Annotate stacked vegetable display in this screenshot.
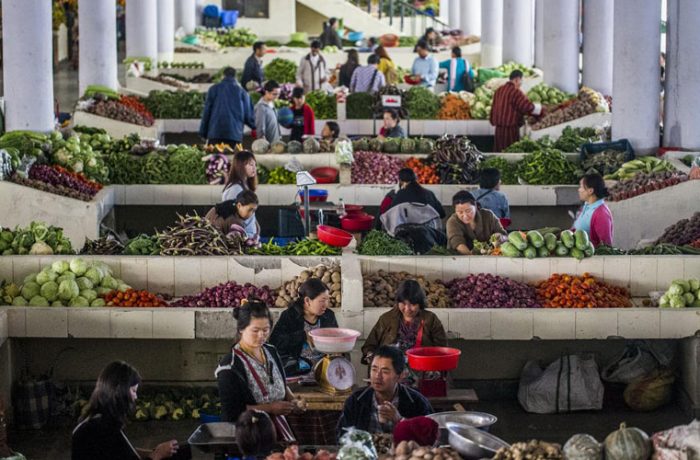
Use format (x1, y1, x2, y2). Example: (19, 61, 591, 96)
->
(363, 270, 451, 309)
(357, 230, 413, 256)
(527, 83, 574, 105)
(197, 27, 258, 47)
(536, 273, 632, 308)
(85, 94, 155, 127)
(247, 239, 341, 256)
(655, 213, 700, 246)
(156, 214, 246, 256)
(305, 90, 337, 120)
(500, 230, 595, 260)
(516, 148, 578, 185)
(11, 164, 103, 201)
(429, 135, 484, 184)
(351, 151, 405, 184)
(6, 258, 129, 307)
(448, 273, 540, 309)
(530, 87, 608, 130)
(140, 90, 205, 119)
(275, 264, 342, 308)
(263, 58, 298, 84)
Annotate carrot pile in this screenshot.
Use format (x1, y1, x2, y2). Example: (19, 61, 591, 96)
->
(104, 289, 168, 307)
(535, 273, 632, 308)
(438, 94, 471, 120)
(405, 157, 440, 184)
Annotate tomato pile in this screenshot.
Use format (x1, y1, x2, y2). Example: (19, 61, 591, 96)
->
(405, 157, 439, 184)
(536, 273, 632, 308)
(104, 289, 167, 307)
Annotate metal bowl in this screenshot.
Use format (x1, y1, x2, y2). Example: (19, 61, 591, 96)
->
(429, 411, 498, 444)
(446, 422, 510, 459)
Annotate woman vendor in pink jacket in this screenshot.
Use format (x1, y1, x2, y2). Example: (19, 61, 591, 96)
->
(572, 173, 614, 247)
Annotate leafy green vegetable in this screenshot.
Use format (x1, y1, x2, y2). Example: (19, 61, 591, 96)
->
(517, 148, 578, 185)
(480, 157, 519, 185)
(141, 90, 205, 119)
(357, 230, 413, 256)
(263, 58, 298, 84)
(305, 90, 337, 119)
(405, 86, 441, 119)
(346, 92, 375, 119)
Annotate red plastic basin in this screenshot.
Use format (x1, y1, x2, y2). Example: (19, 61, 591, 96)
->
(341, 213, 374, 232)
(310, 167, 339, 184)
(317, 225, 353, 247)
(407, 347, 461, 372)
(344, 204, 364, 216)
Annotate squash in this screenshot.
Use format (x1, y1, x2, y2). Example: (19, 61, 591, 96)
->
(303, 137, 320, 153)
(287, 140, 303, 154)
(563, 434, 602, 460)
(270, 140, 287, 154)
(604, 423, 650, 460)
(251, 138, 270, 154)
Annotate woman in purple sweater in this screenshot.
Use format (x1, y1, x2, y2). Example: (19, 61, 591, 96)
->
(572, 173, 614, 247)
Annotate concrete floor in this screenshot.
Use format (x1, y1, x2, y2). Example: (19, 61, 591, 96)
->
(7, 398, 692, 459)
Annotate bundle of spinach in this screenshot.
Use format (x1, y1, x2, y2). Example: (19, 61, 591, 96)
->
(305, 90, 337, 119)
(141, 90, 205, 119)
(405, 86, 440, 119)
(263, 58, 298, 84)
(347, 92, 375, 119)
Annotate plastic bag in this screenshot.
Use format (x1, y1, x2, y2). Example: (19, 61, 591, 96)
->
(285, 158, 303, 173)
(338, 428, 377, 460)
(601, 341, 660, 384)
(652, 419, 700, 460)
(335, 138, 354, 165)
(623, 367, 675, 412)
(517, 354, 604, 414)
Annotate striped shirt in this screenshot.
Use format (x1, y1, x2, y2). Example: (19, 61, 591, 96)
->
(490, 81, 535, 127)
(350, 65, 386, 93)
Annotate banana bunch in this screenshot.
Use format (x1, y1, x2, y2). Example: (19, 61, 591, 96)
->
(605, 156, 676, 181)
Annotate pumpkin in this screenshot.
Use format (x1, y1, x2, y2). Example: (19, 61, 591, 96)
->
(251, 138, 270, 154)
(564, 434, 602, 460)
(270, 140, 287, 154)
(604, 423, 650, 460)
(303, 137, 320, 153)
(287, 140, 303, 154)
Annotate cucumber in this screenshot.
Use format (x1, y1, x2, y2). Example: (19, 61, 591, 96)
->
(571, 248, 585, 260)
(507, 231, 528, 251)
(538, 246, 550, 258)
(561, 230, 575, 249)
(575, 229, 590, 251)
(555, 243, 569, 257)
(500, 242, 522, 258)
(524, 246, 538, 259)
(584, 243, 595, 257)
(527, 230, 544, 248)
(544, 233, 557, 252)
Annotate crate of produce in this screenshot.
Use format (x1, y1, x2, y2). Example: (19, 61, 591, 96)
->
(580, 139, 635, 162)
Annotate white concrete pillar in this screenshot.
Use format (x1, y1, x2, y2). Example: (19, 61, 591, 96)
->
(481, 0, 503, 67)
(612, 0, 661, 154)
(460, 0, 481, 37)
(78, 0, 118, 95)
(158, 0, 175, 62)
(663, 0, 700, 148)
(177, 0, 197, 34)
(2, 0, 54, 131)
(126, 0, 158, 65)
(582, 0, 613, 95)
(542, 0, 579, 94)
(502, 0, 534, 66)
(448, 0, 461, 30)
(534, 0, 545, 69)
(439, 0, 450, 25)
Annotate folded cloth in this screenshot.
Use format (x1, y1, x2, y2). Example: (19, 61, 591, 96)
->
(393, 416, 439, 447)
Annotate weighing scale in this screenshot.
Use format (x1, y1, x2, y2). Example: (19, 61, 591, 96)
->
(407, 347, 462, 398)
(309, 328, 361, 396)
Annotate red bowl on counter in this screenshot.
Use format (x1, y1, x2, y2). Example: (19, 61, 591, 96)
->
(310, 167, 339, 184)
(317, 225, 353, 247)
(344, 204, 364, 216)
(407, 347, 461, 372)
(404, 75, 422, 85)
(341, 213, 374, 232)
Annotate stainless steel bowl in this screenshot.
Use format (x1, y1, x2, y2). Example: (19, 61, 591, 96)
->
(429, 411, 498, 444)
(446, 422, 510, 459)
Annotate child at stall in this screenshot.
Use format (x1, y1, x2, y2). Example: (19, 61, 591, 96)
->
(236, 410, 277, 458)
(321, 121, 340, 141)
(204, 190, 260, 242)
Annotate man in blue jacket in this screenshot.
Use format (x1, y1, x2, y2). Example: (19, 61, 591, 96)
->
(199, 67, 255, 147)
(241, 41, 266, 90)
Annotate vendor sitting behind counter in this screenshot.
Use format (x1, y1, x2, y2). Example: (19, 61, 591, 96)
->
(268, 278, 338, 374)
(447, 190, 506, 255)
(336, 346, 433, 440)
(205, 190, 260, 241)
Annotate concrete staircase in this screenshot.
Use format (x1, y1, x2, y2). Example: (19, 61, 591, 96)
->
(296, 0, 402, 36)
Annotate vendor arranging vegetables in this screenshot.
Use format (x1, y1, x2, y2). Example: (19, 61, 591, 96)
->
(446, 191, 506, 255)
(205, 191, 260, 242)
(572, 173, 614, 247)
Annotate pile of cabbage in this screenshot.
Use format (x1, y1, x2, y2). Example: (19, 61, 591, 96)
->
(9, 258, 130, 307)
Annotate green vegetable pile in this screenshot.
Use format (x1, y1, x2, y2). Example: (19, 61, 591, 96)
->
(266, 167, 296, 184)
(504, 127, 598, 153)
(469, 86, 494, 119)
(517, 148, 578, 185)
(479, 157, 518, 185)
(5, 258, 129, 307)
(0, 222, 73, 256)
(597, 243, 700, 256)
(105, 141, 207, 185)
(346, 92, 375, 119)
(496, 61, 536, 77)
(247, 238, 341, 256)
(198, 28, 258, 47)
(499, 229, 594, 260)
(263, 58, 298, 84)
(357, 230, 413, 256)
(527, 83, 574, 105)
(123, 234, 161, 255)
(405, 86, 441, 119)
(141, 90, 205, 119)
(305, 90, 337, 119)
(398, 36, 418, 47)
(659, 278, 700, 308)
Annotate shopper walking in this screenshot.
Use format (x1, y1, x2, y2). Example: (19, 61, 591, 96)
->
(319, 17, 343, 50)
(375, 46, 398, 85)
(296, 40, 329, 93)
(241, 41, 266, 90)
(490, 70, 542, 152)
(199, 67, 255, 148)
(255, 80, 281, 144)
(338, 49, 360, 88)
(439, 47, 474, 92)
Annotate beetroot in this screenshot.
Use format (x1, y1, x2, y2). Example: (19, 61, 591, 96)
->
(170, 281, 277, 308)
(447, 273, 541, 308)
(351, 151, 405, 184)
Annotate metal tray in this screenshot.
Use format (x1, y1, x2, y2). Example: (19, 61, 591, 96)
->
(187, 422, 238, 454)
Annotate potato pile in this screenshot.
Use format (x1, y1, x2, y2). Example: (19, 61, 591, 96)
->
(363, 270, 451, 309)
(276, 264, 342, 308)
(379, 441, 460, 460)
(493, 440, 563, 460)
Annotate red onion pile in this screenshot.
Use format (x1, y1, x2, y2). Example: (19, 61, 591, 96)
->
(351, 151, 405, 184)
(447, 273, 541, 308)
(12, 164, 102, 201)
(170, 281, 277, 308)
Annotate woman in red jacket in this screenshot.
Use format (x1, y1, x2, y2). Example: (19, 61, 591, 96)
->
(572, 173, 614, 247)
(289, 87, 315, 143)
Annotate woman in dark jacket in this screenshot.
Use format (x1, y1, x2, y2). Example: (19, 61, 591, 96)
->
(268, 279, 338, 370)
(216, 298, 306, 431)
(72, 361, 184, 460)
(362, 280, 447, 363)
(320, 17, 343, 50)
(388, 168, 446, 218)
(338, 49, 360, 88)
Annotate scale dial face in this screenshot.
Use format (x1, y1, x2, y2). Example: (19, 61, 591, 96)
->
(325, 357, 355, 391)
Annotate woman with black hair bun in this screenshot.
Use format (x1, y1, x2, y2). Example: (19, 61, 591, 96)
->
(72, 361, 186, 460)
(236, 410, 277, 458)
(268, 278, 338, 371)
(572, 173, 614, 247)
(216, 298, 306, 442)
